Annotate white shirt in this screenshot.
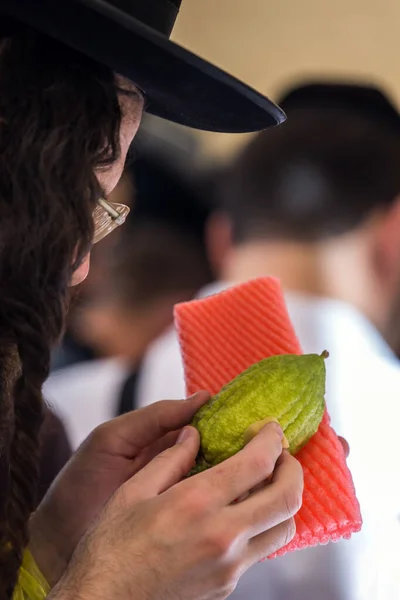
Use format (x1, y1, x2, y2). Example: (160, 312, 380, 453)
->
(137, 282, 400, 600)
(45, 282, 400, 599)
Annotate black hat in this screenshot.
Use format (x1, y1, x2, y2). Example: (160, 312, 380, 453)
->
(277, 81, 400, 132)
(0, 0, 285, 133)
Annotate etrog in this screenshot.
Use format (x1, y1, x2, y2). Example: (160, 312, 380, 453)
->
(191, 352, 327, 473)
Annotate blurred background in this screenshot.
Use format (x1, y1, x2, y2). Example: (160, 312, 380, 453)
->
(41, 3, 400, 599)
(173, 0, 400, 160)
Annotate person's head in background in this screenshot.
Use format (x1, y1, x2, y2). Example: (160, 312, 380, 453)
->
(210, 82, 400, 352)
(72, 136, 215, 364)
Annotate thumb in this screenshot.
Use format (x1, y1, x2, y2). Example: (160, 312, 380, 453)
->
(125, 426, 200, 499)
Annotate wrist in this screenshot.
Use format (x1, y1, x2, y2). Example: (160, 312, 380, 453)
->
(47, 571, 111, 600)
(47, 582, 85, 600)
(47, 581, 84, 600)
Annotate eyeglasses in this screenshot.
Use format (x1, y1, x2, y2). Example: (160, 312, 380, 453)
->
(93, 197, 130, 244)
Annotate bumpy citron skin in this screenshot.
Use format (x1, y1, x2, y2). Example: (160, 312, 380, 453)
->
(190, 353, 327, 474)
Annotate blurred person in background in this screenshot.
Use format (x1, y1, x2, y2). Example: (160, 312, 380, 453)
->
(45, 140, 214, 449)
(137, 82, 400, 600)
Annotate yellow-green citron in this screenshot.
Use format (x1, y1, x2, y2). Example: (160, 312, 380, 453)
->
(190, 352, 327, 474)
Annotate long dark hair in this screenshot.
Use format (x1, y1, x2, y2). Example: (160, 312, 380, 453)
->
(0, 19, 123, 598)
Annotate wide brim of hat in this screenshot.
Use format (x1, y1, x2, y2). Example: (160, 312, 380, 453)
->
(0, 0, 286, 133)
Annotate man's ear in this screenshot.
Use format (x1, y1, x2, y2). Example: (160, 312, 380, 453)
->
(373, 196, 400, 287)
(204, 211, 233, 277)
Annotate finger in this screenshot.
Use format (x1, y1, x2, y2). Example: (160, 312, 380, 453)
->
(193, 422, 285, 506)
(230, 451, 303, 537)
(90, 391, 210, 457)
(132, 430, 181, 471)
(124, 426, 200, 498)
(338, 436, 350, 458)
(246, 517, 297, 565)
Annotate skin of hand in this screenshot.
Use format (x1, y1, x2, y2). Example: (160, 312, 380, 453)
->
(29, 391, 211, 586)
(48, 421, 303, 600)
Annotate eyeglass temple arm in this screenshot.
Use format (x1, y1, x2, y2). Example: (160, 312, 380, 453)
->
(97, 197, 122, 220)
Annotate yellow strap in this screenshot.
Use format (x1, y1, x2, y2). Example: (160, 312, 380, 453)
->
(13, 549, 50, 600)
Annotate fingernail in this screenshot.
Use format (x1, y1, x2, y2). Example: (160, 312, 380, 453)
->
(235, 492, 250, 503)
(176, 426, 192, 444)
(269, 422, 289, 448)
(185, 390, 208, 401)
(268, 421, 284, 438)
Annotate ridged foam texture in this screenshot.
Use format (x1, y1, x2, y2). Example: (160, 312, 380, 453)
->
(174, 277, 362, 557)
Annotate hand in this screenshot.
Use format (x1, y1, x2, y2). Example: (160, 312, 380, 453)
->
(30, 391, 210, 586)
(51, 422, 303, 600)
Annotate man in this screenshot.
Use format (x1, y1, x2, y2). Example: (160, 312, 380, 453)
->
(0, 1, 302, 597)
(137, 82, 400, 599)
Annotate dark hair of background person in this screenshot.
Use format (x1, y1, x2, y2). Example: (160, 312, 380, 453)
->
(108, 144, 215, 307)
(219, 83, 400, 244)
(103, 222, 213, 312)
(0, 18, 125, 598)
